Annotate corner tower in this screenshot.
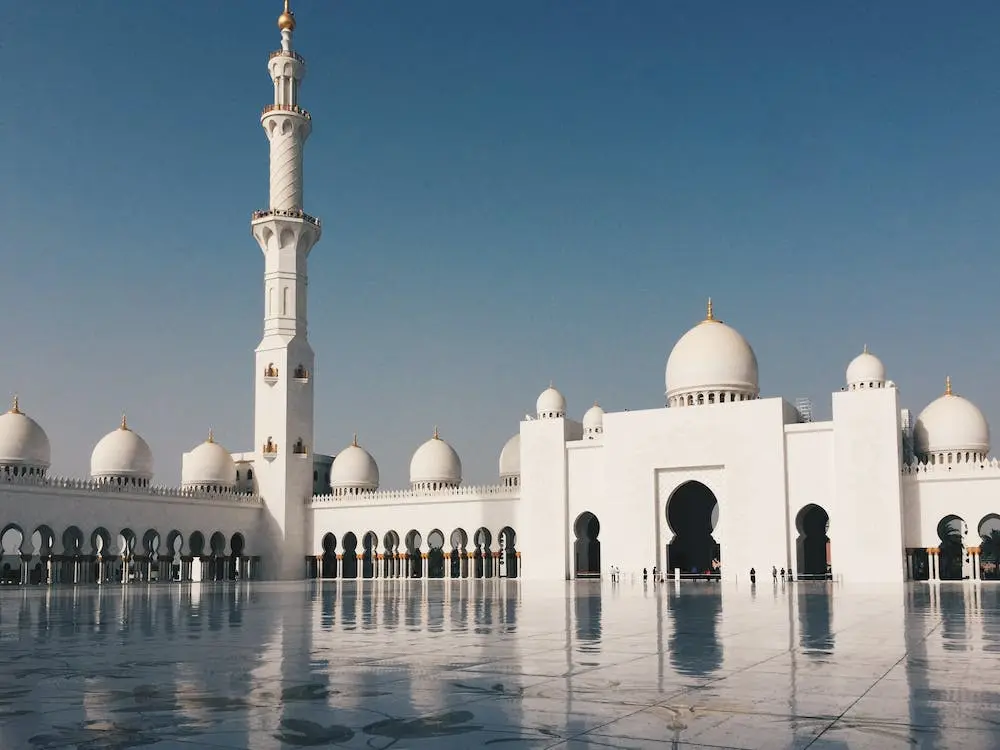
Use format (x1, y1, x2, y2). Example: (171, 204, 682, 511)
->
(250, 1, 320, 579)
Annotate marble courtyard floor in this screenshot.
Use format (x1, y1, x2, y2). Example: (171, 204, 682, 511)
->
(0, 580, 998, 749)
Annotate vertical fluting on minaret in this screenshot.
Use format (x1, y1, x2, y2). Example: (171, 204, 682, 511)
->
(263, 1, 310, 212)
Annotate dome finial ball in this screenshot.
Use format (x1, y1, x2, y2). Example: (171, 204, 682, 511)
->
(278, 0, 296, 31)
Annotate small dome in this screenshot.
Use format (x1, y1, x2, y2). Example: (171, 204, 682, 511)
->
(331, 435, 379, 491)
(499, 433, 520, 478)
(410, 428, 462, 488)
(913, 377, 990, 459)
(182, 430, 236, 489)
(666, 299, 759, 405)
(846, 345, 886, 389)
(583, 402, 605, 438)
(90, 415, 154, 483)
(536, 383, 566, 419)
(0, 397, 51, 471)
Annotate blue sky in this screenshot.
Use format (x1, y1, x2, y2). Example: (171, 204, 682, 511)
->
(3, 1, 1000, 486)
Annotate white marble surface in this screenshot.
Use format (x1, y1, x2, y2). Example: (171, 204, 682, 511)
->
(0, 579, 997, 749)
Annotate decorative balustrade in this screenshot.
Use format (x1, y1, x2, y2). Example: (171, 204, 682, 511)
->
(0, 472, 263, 505)
(251, 208, 321, 228)
(902, 456, 1000, 478)
(310, 483, 519, 506)
(269, 49, 305, 64)
(261, 103, 311, 120)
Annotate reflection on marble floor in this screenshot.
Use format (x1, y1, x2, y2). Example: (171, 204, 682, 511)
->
(0, 581, 999, 749)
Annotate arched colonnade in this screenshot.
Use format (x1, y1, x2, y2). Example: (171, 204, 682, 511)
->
(908, 513, 1000, 581)
(0, 524, 259, 585)
(309, 526, 519, 580)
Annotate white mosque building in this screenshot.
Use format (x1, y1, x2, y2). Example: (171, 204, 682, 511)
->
(1, 4, 998, 587)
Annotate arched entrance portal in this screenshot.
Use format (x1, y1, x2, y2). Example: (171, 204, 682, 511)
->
(796, 504, 831, 579)
(937, 515, 967, 580)
(573, 512, 601, 578)
(666, 481, 720, 576)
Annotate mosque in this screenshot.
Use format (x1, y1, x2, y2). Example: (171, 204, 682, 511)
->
(1, 3, 998, 587)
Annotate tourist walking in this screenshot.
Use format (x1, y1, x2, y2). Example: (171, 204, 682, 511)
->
(749, 567, 757, 584)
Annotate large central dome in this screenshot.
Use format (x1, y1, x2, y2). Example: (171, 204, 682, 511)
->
(665, 299, 759, 406)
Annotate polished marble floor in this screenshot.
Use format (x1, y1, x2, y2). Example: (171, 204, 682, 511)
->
(0, 579, 998, 749)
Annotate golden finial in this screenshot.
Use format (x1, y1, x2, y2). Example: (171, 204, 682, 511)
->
(433, 425, 440, 440)
(207, 428, 215, 443)
(120, 412, 128, 431)
(705, 297, 715, 322)
(278, 0, 296, 31)
(593, 401, 600, 408)
(863, 343, 869, 354)
(352, 432, 358, 447)
(549, 380, 554, 389)
(8, 395, 20, 415)
(945, 376, 952, 396)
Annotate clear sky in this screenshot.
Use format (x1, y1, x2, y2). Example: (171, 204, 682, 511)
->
(3, 1, 999, 487)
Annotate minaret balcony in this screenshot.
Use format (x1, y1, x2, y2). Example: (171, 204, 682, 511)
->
(251, 208, 321, 228)
(293, 365, 310, 382)
(263, 364, 279, 384)
(261, 103, 311, 120)
(269, 49, 305, 64)
(262, 439, 279, 460)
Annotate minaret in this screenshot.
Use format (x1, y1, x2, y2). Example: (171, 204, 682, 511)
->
(250, 0, 320, 580)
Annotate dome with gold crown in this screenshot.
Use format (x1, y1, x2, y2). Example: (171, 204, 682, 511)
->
(0, 397, 51, 476)
(182, 430, 237, 491)
(410, 428, 462, 490)
(913, 377, 990, 462)
(666, 299, 759, 407)
(90, 415, 154, 487)
(331, 435, 380, 495)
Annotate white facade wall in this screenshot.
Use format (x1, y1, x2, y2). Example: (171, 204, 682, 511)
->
(902, 464, 1000, 548)
(784, 422, 836, 574)
(831, 387, 906, 583)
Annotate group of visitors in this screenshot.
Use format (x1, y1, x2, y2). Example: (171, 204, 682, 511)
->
(749, 565, 788, 584)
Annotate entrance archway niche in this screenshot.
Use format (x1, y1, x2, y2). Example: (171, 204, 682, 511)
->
(361, 531, 377, 579)
(937, 515, 966, 580)
(795, 504, 831, 579)
(979, 515, 1000, 580)
(405, 530, 423, 578)
(665, 481, 719, 576)
(341, 532, 358, 579)
(321, 533, 337, 578)
(427, 529, 446, 578)
(573, 512, 601, 578)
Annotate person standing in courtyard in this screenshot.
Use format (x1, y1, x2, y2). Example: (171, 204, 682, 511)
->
(749, 567, 756, 584)
(772, 566, 778, 583)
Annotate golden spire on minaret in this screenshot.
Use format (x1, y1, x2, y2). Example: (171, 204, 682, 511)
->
(433, 425, 440, 440)
(8, 395, 21, 415)
(705, 297, 716, 322)
(278, 0, 296, 31)
(207, 428, 215, 444)
(120, 412, 129, 431)
(352, 432, 359, 447)
(945, 376, 952, 396)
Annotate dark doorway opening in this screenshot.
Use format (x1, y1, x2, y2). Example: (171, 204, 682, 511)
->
(573, 512, 601, 578)
(666, 481, 720, 576)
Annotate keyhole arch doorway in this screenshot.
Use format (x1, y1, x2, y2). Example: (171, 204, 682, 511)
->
(573, 511, 601, 579)
(665, 480, 720, 576)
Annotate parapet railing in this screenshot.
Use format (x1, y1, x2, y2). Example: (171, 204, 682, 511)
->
(310, 483, 519, 505)
(269, 49, 305, 64)
(251, 208, 321, 227)
(261, 103, 311, 120)
(902, 457, 1000, 477)
(0, 473, 263, 505)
